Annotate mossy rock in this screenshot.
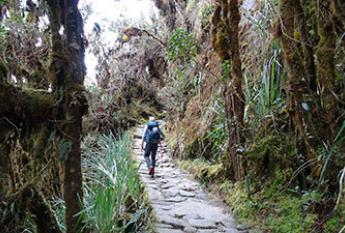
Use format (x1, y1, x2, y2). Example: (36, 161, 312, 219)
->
(245, 130, 296, 176)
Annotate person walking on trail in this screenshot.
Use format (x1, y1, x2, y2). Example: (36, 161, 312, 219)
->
(141, 117, 164, 177)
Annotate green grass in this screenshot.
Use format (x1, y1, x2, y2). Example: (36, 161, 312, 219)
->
(80, 133, 152, 233)
(53, 132, 153, 233)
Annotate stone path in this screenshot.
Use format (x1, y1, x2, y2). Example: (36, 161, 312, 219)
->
(133, 126, 244, 233)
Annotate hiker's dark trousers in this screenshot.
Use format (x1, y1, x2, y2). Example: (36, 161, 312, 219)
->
(144, 143, 158, 168)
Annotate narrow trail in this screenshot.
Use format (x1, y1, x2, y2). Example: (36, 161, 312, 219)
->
(133, 125, 244, 233)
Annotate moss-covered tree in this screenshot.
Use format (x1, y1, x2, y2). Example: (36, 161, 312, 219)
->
(46, 0, 88, 232)
(211, 0, 244, 181)
(0, 0, 88, 232)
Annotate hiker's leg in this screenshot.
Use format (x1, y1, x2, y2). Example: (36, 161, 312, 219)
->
(144, 143, 152, 168)
(151, 144, 158, 168)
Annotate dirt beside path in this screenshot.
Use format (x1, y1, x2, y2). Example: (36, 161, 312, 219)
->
(133, 126, 246, 233)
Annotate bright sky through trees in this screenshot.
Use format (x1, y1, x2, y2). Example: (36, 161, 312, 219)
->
(79, 0, 157, 85)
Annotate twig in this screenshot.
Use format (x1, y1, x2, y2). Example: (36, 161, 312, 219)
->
(141, 30, 166, 47)
(279, 158, 318, 193)
(339, 225, 345, 233)
(335, 167, 345, 210)
(2, 117, 20, 132)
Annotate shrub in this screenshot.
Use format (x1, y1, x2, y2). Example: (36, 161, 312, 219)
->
(168, 28, 197, 62)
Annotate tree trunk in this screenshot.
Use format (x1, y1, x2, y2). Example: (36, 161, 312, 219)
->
(212, 0, 244, 181)
(62, 2, 87, 233)
(280, 0, 322, 177)
(294, 0, 317, 92)
(316, 0, 337, 140)
(46, 0, 88, 232)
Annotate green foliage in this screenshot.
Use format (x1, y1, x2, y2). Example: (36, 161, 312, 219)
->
(51, 198, 66, 232)
(244, 49, 285, 120)
(318, 120, 345, 187)
(178, 159, 225, 185)
(77, 133, 151, 233)
(51, 133, 152, 233)
(245, 130, 296, 178)
(168, 28, 197, 62)
(225, 173, 321, 232)
(178, 157, 330, 233)
(264, 196, 317, 233)
(84, 85, 159, 134)
(324, 205, 345, 233)
(198, 4, 215, 30)
(202, 98, 227, 161)
(221, 60, 231, 81)
(0, 25, 7, 49)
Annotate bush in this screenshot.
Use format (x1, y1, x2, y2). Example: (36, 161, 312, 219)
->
(168, 28, 197, 62)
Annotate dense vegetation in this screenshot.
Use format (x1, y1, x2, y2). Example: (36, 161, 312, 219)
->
(0, 0, 344, 232)
(158, 0, 345, 232)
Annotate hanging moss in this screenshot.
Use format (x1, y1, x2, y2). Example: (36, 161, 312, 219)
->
(23, 88, 55, 121)
(0, 84, 55, 124)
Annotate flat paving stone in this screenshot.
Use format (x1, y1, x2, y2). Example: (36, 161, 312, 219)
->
(156, 229, 184, 233)
(133, 125, 240, 233)
(178, 190, 196, 198)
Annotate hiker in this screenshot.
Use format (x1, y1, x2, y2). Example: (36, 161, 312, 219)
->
(141, 117, 164, 177)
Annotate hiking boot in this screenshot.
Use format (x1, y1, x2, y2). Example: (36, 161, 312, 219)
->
(148, 167, 154, 176)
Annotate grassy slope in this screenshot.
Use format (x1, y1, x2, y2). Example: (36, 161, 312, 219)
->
(177, 159, 345, 233)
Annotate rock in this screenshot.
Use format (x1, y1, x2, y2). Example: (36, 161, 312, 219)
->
(178, 182, 198, 192)
(161, 183, 175, 189)
(184, 226, 198, 233)
(225, 229, 240, 233)
(188, 218, 218, 229)
(166, 196, 187, 203)
(147, 188, 163, 200)
(156, 229, 184, 233)
(161, 205, 174, 210)
(236, 224, 251, 231)
(198, 230, 224, 233)
(178, 190, 196, 198)
(160, 179, 169, 184)
(159, 215, 189, 229)
(160, 157, 169, 163)
(156, 223, 173, 229)
(163, 189, 178, 198)
(173, 213, 185, 219)
(133, 126, 240, 233)
(151, 200, 173, 206)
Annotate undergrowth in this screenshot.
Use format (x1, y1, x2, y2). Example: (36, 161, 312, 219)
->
(177, 159, 345, 233)
(54, 132, 153, 233)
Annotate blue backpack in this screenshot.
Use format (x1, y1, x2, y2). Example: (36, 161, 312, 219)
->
(145, 122, 161, 143)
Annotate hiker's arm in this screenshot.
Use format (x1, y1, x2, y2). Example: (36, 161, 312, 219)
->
(141, 126, 147, 150)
